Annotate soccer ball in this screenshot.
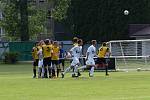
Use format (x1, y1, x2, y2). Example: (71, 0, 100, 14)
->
(124, 10, 129, 15)
(66, 52, 71, 58)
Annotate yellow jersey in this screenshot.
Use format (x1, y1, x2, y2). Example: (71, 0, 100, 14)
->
(32, 46, 41, 59)
(42, 44, 53, 58)
(98, 46, 109, 58)
(52, 46, 60, 60)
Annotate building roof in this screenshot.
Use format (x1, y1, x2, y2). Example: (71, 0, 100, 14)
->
(131, 27, 150, 37)
(129, 24, 150, 37)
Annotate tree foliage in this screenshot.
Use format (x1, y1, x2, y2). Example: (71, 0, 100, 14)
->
(53, 0, 150, 42)
(28, 5, 47, 40)
(0, 0, 47, 41)
(0, 0, 20, 40)
(52, 0, 71, 21)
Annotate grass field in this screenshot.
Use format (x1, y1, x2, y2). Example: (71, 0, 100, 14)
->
(0, 63, 150, 100)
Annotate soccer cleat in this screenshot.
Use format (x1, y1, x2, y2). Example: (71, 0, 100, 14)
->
(72, 74, 76, 77)
(89, 73, 93, 77)
(61, 73, 64, 78)
(49, 75, 52, 78)
(77, 72, 81, 77)
(106, 74, 109, 76)
(72, 74, 79, 78)
(33, 76, 36, 78)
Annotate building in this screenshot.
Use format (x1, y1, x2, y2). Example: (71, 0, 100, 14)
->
(129, 24, 150, 39)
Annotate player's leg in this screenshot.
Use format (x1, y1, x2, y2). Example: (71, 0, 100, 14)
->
(61, 66, 72, 78)
(105, 58, 109, 76)
(71, 58, 80, 77)
(51, 60, 56, 78)
(88, 59, 95, 77)
(61, 61, 75, 78)
(33, 59, 38, 78)
(89, 65, 95, 77)
(38, 59, 43, 78)
(48, 57, 52, 78)
(43, 58, 48, 78)
(56, 60, 61, 77)
(61, 59, 65, 71)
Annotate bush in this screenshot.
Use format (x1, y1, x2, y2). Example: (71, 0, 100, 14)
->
(3, 52, 19, 64)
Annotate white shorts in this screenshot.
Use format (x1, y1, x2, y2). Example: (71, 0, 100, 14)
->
(38, 59, 43, 68)
(71, 57, 79, 66)
(86, 59, 95, 65)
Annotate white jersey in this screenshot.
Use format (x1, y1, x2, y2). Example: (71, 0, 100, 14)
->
(37, 49, 43, 60)
(70, 45, 81, 59)
(79, 46, 82, 57)
(87, 45, 96, 60)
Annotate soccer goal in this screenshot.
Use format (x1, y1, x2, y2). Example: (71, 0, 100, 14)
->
(109, 39, 150, 71)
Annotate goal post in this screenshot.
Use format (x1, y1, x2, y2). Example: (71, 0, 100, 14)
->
(108, 39, 150, 71)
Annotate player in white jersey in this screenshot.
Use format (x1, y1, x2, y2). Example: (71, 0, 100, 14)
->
(37, 40, 45, 78)
(78, 40, 97, 77)
(61, 39, 83, 78)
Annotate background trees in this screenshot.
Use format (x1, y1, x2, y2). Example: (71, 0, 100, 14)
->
(53, 0, 150, 42)
(0, 0, 47, 41)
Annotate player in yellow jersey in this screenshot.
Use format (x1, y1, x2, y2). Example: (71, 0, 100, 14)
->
(51, 41, 60, 78)
(42, 39, 53, 78)
(97, 42, 110, 76)
(32, 42, 40, 78)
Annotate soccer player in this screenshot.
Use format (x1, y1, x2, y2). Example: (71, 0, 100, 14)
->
(59, 45, 65, 71)
(32, 42, 40, 78)
(61, 39, 83, 78)
(42, 39, 53, 78)
(97, 42, 110, 76)
(51, 41, 60, 78)
(37, 40, 45, 78)
(78, 40, 97, 77)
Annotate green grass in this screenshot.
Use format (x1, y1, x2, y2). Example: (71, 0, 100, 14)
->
(0, 63, 150, 100)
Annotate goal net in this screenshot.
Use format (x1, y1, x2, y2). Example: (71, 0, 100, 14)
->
(109, 39, 150, 71)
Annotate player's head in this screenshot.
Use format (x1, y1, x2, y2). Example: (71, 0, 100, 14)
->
(78, 39, 83, 46)
(39, 40, 45, 46)
(73, 37, 78, 44)
(35, 41, 39, 46)
(50, 40, 54, 45)
(53, 41, 59, 47)
(44, 39, 50, 45)
(91, 40, 97, 46)
(102, 42, 107, 46)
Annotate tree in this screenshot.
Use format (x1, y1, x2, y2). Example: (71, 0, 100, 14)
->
(0, 0, 47, 41)
(53, 0, 150, 42)
(20, 0, 29, 41)
(0, 0, 20, 41)
(28, 5, 47, 40)
(52, 0, 71, 21)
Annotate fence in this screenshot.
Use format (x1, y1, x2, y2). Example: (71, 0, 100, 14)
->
(0, 41, 102, 61)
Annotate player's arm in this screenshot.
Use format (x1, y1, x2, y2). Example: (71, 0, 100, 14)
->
(32, 47, 35, 60)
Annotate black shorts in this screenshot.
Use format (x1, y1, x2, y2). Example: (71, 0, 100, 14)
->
(43, 57, 51, 67)
(96, 58, 107, 64)
(59, 59, 64, 65)
(52, 60, 59, 65)
(33, 59, 39, 66)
